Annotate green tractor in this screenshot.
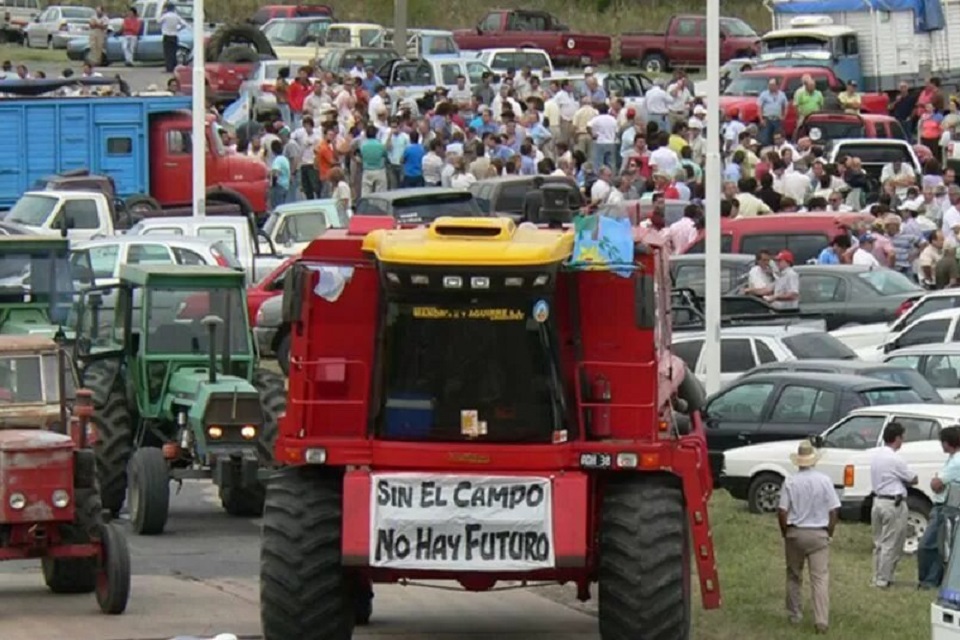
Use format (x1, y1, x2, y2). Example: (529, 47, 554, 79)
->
(0, 236, 94, 337)
(73, 264, 286, 535)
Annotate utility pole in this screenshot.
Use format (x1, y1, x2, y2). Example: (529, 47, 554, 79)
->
(703, 0, 722, 393)
(394, 0, 407, 58)
(191, 0, 206, 217)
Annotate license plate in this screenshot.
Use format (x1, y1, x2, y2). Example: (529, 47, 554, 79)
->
(579, 452, 613, 469)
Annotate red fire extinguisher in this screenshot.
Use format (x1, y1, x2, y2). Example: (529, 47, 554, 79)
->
(592, 374, 612, 438)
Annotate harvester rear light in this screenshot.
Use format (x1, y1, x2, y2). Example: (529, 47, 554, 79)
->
(208, 425, 224, 439)
(241, 425, 257, 440)
(9, 493, 25, 510)
(533, 275, 549, 286)
(51, 490, 70, 509)
(616, 453, 638, 468)
(470, 276, 490, 289)
(304, 448, 327, 464)
(505, 277, 523, 287)
(844, 465, 855, 487)
(443, 276, 462, 289)
(410, 274, 429, 285)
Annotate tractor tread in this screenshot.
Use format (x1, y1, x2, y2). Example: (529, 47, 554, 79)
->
(599, 475, 689, 640)
(254, 368, 286, 465)
(260, 467, 353, 640)
(85, 364, 133, 515)
(128, 447, 170, 535)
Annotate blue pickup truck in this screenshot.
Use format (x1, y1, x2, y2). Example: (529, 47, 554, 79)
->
(0, 93, 270, 213)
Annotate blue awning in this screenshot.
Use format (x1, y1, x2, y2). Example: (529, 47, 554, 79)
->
(771, 0, 944, 31)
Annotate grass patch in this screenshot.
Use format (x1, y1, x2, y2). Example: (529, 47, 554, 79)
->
(0, 43, 72, 65)
(692, 492, 930, 640)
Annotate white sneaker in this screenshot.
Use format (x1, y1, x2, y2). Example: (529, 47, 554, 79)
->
(873, 579, 890, 588)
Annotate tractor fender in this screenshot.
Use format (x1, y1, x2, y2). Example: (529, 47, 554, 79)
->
(206, 186, 254, 217)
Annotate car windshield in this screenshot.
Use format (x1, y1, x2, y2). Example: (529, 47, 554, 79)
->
(821, 414, 886, 449)
(263, 20, 305, 45)
(860, 387, 923, 405)
(857, 269, 921, 295)
(866, 368, 941, 401)
(6, 194, 58, 227)
(782, 332, 858, 359)
(0, 355, 45, 404)
(63, 7, 95, 18)
(723, 75, 773, 96)
(387, 194, 484, 223)
(148, 287, 249, 356)
(377, 299, 565, 443)
(721, 18, 757, 37)
(281, 212, 331, 243)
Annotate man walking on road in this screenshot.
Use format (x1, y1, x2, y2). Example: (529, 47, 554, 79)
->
(778, 440, 840, 635)
(159, 3, 187, 73)
(869, 421, 918, 588)
(918, 426, 960, 589)
(87, 6, 109, 67)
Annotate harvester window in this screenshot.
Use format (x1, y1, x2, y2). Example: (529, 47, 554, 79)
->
(146, 288, 249, 357)
(377, 300, 565, 442)
(0, 356, 43, 403)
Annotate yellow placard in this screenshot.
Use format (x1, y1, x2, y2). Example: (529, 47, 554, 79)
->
(412, 307, 524, 321)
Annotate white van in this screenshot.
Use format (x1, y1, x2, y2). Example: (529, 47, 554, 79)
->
(1, 0, 41, 28)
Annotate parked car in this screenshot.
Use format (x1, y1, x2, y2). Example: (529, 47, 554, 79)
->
(722, 403, 959, 553)
(66, 21, 198, 66)
(672, 325, 858, 389)
(619, 14, 759, 73)
(669, 253, 754, 297)
(261, 16, 331, 66)
(859, 307, 960, 361)
(377, 56, 493, 105)
(681, 212, 875, 264)
(0, 0, 40, 29)
(740, 359, 942, 403)
(24, 5, 94, 49)
(831, 288, 960, 353)
(471, 47, 553, 76)
(793, 112, 908, 143)
(253, 294, 288, 375)
(885, 343, 960, 404)
(353, 188, 485, 223)
(316, 46, 396, 74)
(324, 22, 385, 48)
(249, 4, 334, 27)
(247, 255, 295, 322)
(469, 175, 581, 220)
(246, 59, 300, 118)
(75, 235, 241, 283)
(704, 372, 921, 481)
(261, 199, 342, 255)
(794, 265, 923, 331)
(825, 138, 922, 184)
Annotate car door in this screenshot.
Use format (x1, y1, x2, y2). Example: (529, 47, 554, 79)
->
(759, 383, 839, 442)
(703, 380, 777, 476)
(798, 273, 847, 328)
(919, 353, 960, 403)
(816, 412, 891, 486)
(885, 317, 953, 354)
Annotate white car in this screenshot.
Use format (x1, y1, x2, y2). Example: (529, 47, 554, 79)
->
(722, 403, 960, 553)
(472, 47, 554, 77)
(246, 59, 300, 119)
(831, 289, 960, 356)
(23, 5, 94, 49)
(853, 307, 960, 362)
(885, 343, 960, 404)
(672, 324, 858, 389)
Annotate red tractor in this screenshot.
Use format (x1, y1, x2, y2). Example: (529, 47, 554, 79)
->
(260, 214, 720, 639)
(0, 335, 130, 614)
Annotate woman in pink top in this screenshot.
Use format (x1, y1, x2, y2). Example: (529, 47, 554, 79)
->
(121, 7, 142, 66)
(919, 102, 945, 159)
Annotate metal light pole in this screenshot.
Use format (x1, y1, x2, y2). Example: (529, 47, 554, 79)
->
(703, 0, 722, 393)
(394, 0, 407, 58)
(192, 0, 206, 217)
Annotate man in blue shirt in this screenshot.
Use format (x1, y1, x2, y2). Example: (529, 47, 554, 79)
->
(268, 139, 290, 210)
(361, 66, 384, 95)
(919, 426, 960, 589)
(468, 107, 499, 136)
(400, 130, 426, 188)
(384, 117, 409, 190)
(817, 234, 851, 265)
(756, 78, 788, 147)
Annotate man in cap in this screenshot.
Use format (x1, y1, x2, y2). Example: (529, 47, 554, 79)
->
(766, 250, 800, 310)
(852, 233, 881, 267)
(778, 440, 840, 634)
(869, 421, 918, 588)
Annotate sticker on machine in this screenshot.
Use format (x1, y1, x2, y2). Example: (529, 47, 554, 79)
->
(369, 474, 555, 571)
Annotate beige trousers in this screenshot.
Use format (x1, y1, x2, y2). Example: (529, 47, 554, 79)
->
(785, 527, 831, 628)
(872, 499, 908, 584)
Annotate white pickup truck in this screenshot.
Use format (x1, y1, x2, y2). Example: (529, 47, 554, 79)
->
(4, 190, 115, 240)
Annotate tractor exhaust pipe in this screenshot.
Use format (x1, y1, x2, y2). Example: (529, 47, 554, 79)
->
(201, 315, 224, 384)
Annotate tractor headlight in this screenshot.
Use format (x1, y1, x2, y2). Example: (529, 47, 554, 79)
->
(241, 425, 257, 440)
(9, 493, 26, 510)
(52, 490, 70, 509)
(208, 425, 223, 439)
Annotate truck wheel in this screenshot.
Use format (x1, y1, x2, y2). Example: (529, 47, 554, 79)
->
(42, 488, 103, 593)
(219, 45, 260, 64)
(599, 474, 690, 640)
(275, 332, 291, 377)
(220, 484, 266, 517)
(254, 368, 286, 465)
(95, 522, 131, 615)
(85, 364, 133, 517)
(207, 188, 255, 217)
(124, 193, 161, 214)
(746, 473, 783, 514)
(640, 53, 668, 75)
(127, 447, 170, 535)
(176, 45, 191, 65)
(261, 467, 353, 640)
(354, 579, 374, 625)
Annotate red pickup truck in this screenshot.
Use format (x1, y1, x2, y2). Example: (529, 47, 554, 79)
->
(719, 67, 888, 138)
(175, 24, 277, 105)
(620, 15, 760, 74)
(453, 10, 611, 66)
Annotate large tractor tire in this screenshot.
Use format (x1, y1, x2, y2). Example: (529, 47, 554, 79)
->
(599, 475, 690, 640)
(85, 364, 133, 517)
(42, 488, 103, 594)
(254, 368, 286, 466)
(205, 24, 275, 62)
(127, 447, 170, 535)
(261, 467, 354, 640)
(95, 522, 132, 614)
(220, 484, 265, 517)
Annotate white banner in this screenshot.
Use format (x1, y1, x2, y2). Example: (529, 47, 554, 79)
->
(369, 474, 555, 571)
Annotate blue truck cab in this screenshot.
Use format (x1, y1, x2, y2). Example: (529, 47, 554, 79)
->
(0, 95, 270, 213)
(758, 19, 862, 88)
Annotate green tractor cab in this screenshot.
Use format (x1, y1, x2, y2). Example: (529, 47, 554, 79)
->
(0, 236, 94, 338)
(73, 264, 286, 535)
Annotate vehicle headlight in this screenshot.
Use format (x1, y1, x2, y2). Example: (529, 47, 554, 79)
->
(208, 425, 223, 439)
(241, 425, 257, 440)
(52, 490, 70, 508)
(9, 493, 26, 510)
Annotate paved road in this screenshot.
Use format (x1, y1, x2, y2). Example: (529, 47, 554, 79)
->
(0, 480, 600, 640)
(9, 57, 187, 92)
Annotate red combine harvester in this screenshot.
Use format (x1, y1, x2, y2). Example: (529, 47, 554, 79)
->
(260, 214, 720, 639)
(0, 335, 130, 613)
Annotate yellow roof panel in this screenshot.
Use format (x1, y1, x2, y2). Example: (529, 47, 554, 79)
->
(362, 217, 574, 267)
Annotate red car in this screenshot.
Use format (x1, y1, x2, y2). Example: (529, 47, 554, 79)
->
(719, 67, 888, 137)
(620, 14, 760, 74)
(247, 256, 296, 322)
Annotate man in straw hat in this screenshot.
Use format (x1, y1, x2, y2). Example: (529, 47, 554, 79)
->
(869, 421, 917, 589)
(778, 440, 840, 634)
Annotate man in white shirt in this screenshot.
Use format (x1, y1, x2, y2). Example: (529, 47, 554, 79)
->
(667, 206, 700, 255)
(941, 185, 960, 244)
(869, 422, 918, 589)
(588, 103, 618, 173)
(367, 84, 388, 122)
(88, 6, 109, 67)
(649, 140, 680, 181)
(553, 80, 578, 146)
(291, 117, 321, 200)
(590, 165, 613, 205)
(448, 75, 471, 109)
(159, 4, 187, 72)
(880, 159, 917, 200)
(666, 76, 692, 125)
(744, 249, 776, 296)
(644, 80, 671, 134)
(780, 167, 812, 206)
(852, 234, 881, 267)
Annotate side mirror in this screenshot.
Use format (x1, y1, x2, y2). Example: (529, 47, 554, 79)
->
(810, 434, 825, 449)
(476, 25, 483, 35)
(883, 340, 898, 354)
